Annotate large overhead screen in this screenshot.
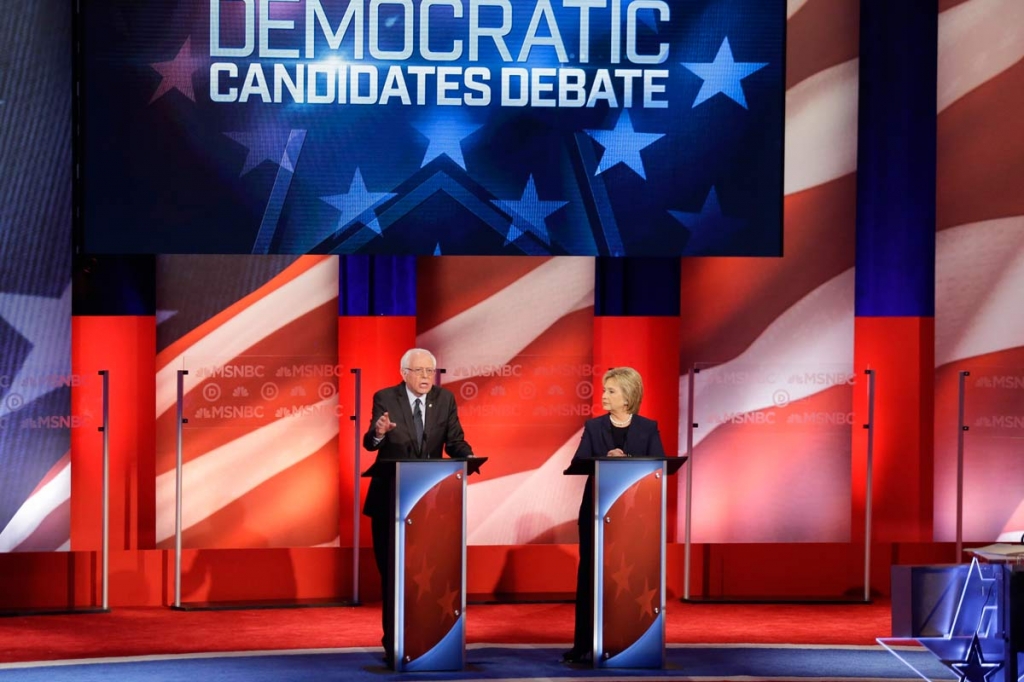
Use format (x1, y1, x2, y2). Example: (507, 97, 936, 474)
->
(81, 0, 784, 256)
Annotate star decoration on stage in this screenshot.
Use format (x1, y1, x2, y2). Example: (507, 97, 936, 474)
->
(226, 127, 304, 177)
(414, 118, 483, 170)
(610, 554, 634, 598)
(585, 110, 664, 180)
(412, 555, 435, 601)
(0, 283, 71, 419)
(149, 37, 206, 103)
(943, 634, 1002, 682)
(437, 582, 459, 624)
(635, 578, 657, 620)
(669, 187, 743, 255)
(681, 37, 767, 109)
(495, 175, 567, 246)
(321, 168, 397, 235)
(911, 559, 1005, 680)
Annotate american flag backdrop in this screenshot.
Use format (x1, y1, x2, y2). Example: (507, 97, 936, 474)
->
(675, 0, 860, 543)
(932, 0, 1024, 542)
(0, 0, 74, 553)
(417, 257, 596, 545)
(154, 255, 341, 549)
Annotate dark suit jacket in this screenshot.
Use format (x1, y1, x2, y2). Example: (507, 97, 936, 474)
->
(571, 413, 666, 524)
(361, 382, 473, 518)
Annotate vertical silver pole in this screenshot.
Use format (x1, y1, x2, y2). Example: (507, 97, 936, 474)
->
(351, 368, 362, 604)
(863, 369, 876, 603)
(592, 460, 601, 663)
(460, 462, 467, 669)
(394, 462, 403, 670)
(98, 370, 110, 610)
(659, 463, 667, 666)
(683, 367, 696, 600)
(175, 370, 187, 608)
(956, 370, 969, 562)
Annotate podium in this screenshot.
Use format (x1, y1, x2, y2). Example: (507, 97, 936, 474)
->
(373, 457, 485, 672)
(883, 555, 1024, 681)
(564, 456, 685, 668)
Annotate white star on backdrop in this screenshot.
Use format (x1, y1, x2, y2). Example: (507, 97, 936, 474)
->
(0, 283, 72, 419)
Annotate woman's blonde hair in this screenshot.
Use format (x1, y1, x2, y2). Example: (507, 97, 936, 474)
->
(603, 367, 643, 415)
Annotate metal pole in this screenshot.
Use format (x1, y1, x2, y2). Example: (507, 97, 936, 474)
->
(863, 369, 876, 603)
(98, 370, 110, 610)
(683, 366, 696, 600)
(174, 370, 187, 608)
(351, 367, 362, 605)
(956, 370, 969, 562)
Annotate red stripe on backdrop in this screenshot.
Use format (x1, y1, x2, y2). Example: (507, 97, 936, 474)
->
(164, 444, 340, 550)
(934, 345, 1024, 541)
(337, 316, 417, 550)
(679, 176, 856, 367)
(13, 499, 70, 552)
(414, 257, 550, 331)
(853, 317, 935, 543)
(72, 316, 157, 551)
(442, 307, 595, 482)
(155, 300, 340, 474)
(786, 0, 861, 89)
(937, 60, 1024, 231)
(594, 317, 680, 536)
(156, 257, 328, 372)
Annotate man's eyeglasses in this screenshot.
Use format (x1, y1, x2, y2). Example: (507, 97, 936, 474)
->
(404, 367, 437, 376)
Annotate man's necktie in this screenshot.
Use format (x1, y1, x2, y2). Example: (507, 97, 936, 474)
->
(413, 398, 424, 446)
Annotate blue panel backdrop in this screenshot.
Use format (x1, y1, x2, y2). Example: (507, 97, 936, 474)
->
(854, 0, 937, 317)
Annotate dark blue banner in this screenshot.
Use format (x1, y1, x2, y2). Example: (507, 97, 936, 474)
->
(82, 0, 784, 256)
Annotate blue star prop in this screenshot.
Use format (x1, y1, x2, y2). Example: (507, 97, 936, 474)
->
(669, 187, 743, 255)
(496, 175, 567, 246)
(945, 634, 1002, 682)
(226, 127, 304, 177)
(682, 37, 767, 109)
(585, 110, 664, 180)
(321, 168, 397, 235)
(0, 283, 71, 419)
(414, 118, 483, 170)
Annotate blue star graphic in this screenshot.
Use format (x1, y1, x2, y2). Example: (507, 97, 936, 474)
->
(496, 175, 567, 246)
(0, 283, 71, 419)
(682, 37, 767, 109)
(585, 110, 664, 180)
(945, 634, 1002, 682)
(226, 127, 304, 177)
(414, 118, 483, 170)
(669, 187, 743, 255)
(321, 168, 397, 235)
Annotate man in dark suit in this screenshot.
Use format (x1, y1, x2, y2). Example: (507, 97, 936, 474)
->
(362, 348, 474, 665)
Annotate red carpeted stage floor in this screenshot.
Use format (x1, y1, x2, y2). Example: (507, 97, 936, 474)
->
(0, 601, 891, 664)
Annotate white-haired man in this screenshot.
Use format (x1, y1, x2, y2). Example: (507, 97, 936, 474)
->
(362, 348, 474, 665)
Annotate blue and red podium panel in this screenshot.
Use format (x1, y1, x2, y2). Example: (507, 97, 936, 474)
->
(393, 460, 466, 672)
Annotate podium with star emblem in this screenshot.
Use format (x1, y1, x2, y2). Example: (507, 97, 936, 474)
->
(388, 457, 485, 672)
(565, 456, 686, 668)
